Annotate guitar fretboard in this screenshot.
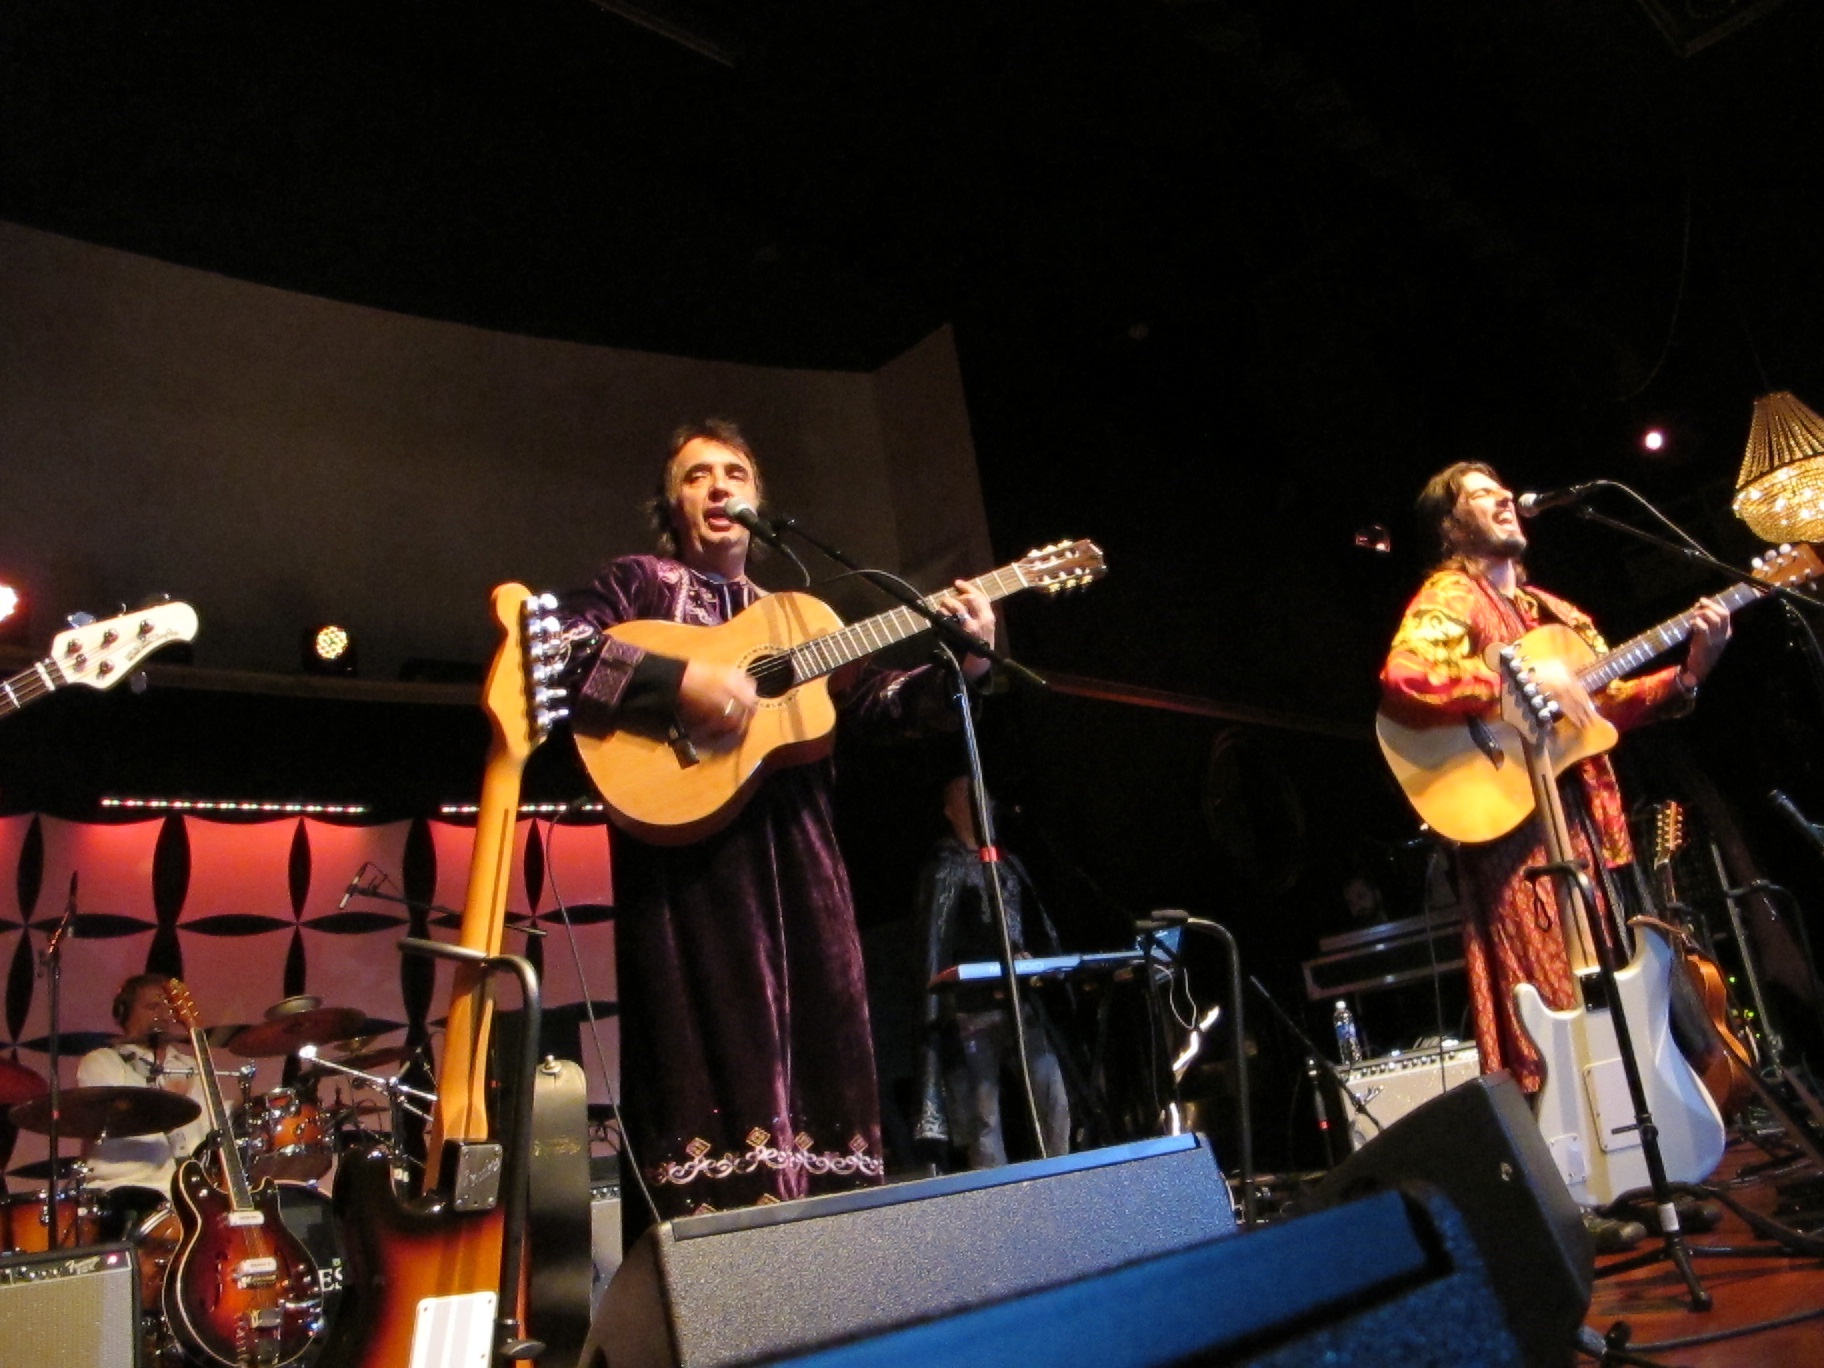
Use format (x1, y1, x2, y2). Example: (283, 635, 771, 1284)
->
(0, 659, 62, 716)
(1576, 578, 1765, 694)
(784, 563, 1029, 683)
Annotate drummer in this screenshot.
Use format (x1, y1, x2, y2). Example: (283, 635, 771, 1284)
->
(75, 973, 212, 1233)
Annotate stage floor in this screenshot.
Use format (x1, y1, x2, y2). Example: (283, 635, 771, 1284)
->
(1585, 1136, 1824, 1366)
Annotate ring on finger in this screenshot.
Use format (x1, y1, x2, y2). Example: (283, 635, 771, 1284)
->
(722, 698, 737, 719)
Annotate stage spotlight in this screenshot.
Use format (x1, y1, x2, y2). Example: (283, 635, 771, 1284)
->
(0, 581, 28, 645)
(303, 623, 358, 676)
(1642, 427, 1667, 452)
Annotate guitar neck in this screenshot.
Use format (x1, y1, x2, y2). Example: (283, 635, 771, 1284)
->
(786, 564, 1026, 682)
(186, 1025, 257, 1211)
(0, 657, 59, 716)
(1577, 578, 1764, 694)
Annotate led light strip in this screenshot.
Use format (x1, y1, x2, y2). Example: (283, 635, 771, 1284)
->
(101, 797, 371, 816)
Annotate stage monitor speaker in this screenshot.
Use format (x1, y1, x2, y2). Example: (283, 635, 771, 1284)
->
(1307, 1071, 1593, 1368)
(768, 1184, 1523, 1368)
(0, 1241, 141, 1368)
(581, 1132, 1237, 1368)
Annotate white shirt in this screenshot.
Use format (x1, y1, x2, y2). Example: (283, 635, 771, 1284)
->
(74, 1042, 214, 1192)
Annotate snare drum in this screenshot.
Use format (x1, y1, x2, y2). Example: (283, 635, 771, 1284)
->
(0, 1189, 103, 1254)
(244, 1086, 334, 1181)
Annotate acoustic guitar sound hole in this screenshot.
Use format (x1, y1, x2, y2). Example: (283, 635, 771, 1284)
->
(749, 653, 794, 700)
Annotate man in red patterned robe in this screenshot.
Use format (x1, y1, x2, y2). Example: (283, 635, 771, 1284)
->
(1380, 463, 1731, 1097)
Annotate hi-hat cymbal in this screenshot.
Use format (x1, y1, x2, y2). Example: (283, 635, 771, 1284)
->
(9, 1085, 202, 1140)
(7, 1156, 88, 1182)
(0, 1058, 48, 1107)
(225, 1007, 368, 1058)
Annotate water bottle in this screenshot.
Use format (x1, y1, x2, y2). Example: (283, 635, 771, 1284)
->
(1333, 999, 1364, 1066)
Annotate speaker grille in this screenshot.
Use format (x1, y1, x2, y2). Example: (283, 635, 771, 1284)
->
(0, 1243, 141, 1368)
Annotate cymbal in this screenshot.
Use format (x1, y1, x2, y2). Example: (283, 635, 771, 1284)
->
(225, 1007, 368, 1057)
(9, 1085, 202, 1140)
(7, 1156, 87, 1182)
(0, 1059, 48, 1107)
(332, 1045, 414, 1073)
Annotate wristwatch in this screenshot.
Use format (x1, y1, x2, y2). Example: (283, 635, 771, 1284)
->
(1674, 668, 1700, 704)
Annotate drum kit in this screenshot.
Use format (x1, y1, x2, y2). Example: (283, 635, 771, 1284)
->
(2, 997, 431, 1363)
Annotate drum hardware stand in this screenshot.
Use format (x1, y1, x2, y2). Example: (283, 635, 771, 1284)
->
(295, 1043, 436, 1172)
(37, 874, 79, 1252)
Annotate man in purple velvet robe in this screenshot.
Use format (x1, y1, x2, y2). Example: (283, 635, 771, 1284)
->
(558, 419, 997, 1228)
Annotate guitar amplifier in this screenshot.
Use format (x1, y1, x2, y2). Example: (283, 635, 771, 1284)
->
(0, 1242, 141, 1368)
(1337, 1044, 1480, 1151)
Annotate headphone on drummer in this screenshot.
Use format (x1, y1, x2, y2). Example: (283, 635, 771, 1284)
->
(112, 971, 174, 1028)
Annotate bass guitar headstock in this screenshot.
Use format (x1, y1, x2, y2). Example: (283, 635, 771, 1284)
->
(48, 600, 198, 691)
(1014, 539, 1107, 595)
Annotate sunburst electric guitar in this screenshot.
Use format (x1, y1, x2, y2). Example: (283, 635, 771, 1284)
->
(573, 539, 1106, 844)
(1, 600, 197, 717)
(1377, 545, 1822, 843)
(1496, 646, 1726, 1208)
(161, 978, 324, 1368)
(324, 586, 567, 1368)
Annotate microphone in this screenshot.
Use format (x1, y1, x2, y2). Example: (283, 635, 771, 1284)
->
(1771, 790, 1824, 854)
(720, 497, 786, 548)
(1516, 483, 1600, 517)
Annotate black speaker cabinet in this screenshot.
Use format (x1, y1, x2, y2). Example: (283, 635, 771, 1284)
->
(768, 1184, 1523, 1368)
(0, 1241, 141, 1368)
(582, 1133, 1237, 1368)
(1308, 1071, 1593, 1368)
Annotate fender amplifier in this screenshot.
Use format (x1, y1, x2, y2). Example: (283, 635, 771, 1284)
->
(0, 1241, 140, 1368)
(1338, 1043, 1480, 1151)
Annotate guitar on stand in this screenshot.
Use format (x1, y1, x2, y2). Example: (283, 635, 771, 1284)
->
(1496, 643, 1719, 1304)
(324, 586, 568, 1368)
(160, 978, 325, 1368)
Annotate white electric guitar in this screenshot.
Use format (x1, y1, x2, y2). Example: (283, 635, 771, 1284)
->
(1496, 643, 1725, 1208)
(0, 601, 198, 717)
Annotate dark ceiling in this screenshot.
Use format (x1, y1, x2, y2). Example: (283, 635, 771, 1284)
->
(5, 0, 1823, 718)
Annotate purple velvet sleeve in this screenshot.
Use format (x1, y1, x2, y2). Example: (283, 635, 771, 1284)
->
(557, 556, 681, 733)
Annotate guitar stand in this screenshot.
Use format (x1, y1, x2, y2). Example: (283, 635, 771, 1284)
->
(1531, 854, 1713, 1312)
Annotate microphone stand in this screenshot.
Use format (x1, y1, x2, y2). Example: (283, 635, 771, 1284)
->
(39, 873, 78, 1251)
(765, 511, 1052, 1156)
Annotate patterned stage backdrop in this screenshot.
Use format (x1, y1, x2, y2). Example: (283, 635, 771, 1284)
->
(0, 812, 616, 1187)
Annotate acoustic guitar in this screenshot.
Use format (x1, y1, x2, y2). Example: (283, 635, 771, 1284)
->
(324, 585, 567, 1368)
(160, 978, 324, 1368)
(573, 539, 1106, 844)
(1643, 802, 1758, 1121)
(1377, 545, 1822, 843)
(1, 600, 197, 717)
(1496, 646, 1726, 1208)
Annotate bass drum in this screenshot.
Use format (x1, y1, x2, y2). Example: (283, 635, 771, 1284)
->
(134, 1182, 346, 1365)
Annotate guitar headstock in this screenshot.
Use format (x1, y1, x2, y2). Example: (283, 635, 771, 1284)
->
(1015, 539, 1107, 595)
(1752, 543, 1824, 592)
(482, 584, 570, 757)
(49, 601, 198, 691)
(1653, 801, 1685, 871)
(1494, 643, 1559, 741)
(161, 978, 202, 1031)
